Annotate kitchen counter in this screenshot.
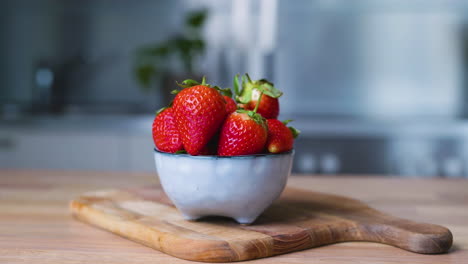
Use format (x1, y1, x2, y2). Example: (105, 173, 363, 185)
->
(1, 170, 467, 263)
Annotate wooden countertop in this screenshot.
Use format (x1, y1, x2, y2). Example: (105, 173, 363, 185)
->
(1, 170, 467, 263)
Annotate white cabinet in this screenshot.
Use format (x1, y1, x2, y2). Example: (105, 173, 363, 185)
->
(0, 128, 154, 172)
(128, 134, 155, 172)
(0, 131, 123, 171)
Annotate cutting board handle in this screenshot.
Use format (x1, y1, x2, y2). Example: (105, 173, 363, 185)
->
(357, 212, 453, 254)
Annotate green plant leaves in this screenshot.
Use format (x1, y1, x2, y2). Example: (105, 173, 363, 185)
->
(133, 9, 208, 93)
(186, 9, 208, 28)
(135, 64, 157, 89)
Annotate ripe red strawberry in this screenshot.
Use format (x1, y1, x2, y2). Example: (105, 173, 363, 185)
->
(266, 119, 300, 153)
(234, 74, 282, 119)
(173, 78, 227, 155)
(152, 107, 184, 153)
(224, 95, 237, 114)
(245, 93, 279, 119)
(218, 110, 268, 156)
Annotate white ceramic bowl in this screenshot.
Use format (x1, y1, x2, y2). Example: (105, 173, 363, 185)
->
(154, 149, 294, 224)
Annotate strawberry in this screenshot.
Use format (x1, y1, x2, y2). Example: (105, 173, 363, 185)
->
(224, 95, 237, 114)
(172, 78, 227, 155)
(218, 110, 268, 156)
(152, 107, 184, 153)
(266, 119, 300, 153)
(198, 134, 219, 155)
(234, 74, 282, 119)
(214, 85, 237, 114)
(244, 94, 279, 119)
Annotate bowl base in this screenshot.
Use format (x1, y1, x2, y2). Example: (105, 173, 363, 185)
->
(181, 213, 258, 225)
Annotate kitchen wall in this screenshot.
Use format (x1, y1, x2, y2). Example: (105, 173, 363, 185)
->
(0, 0, 184, 110)
(3, 0, 467, 117)
(2, 0, 468, 176)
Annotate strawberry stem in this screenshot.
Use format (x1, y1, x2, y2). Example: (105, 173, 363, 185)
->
(253, 91, 264, 113)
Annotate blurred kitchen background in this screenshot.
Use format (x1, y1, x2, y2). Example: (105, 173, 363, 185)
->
(2, 0, 468, 177)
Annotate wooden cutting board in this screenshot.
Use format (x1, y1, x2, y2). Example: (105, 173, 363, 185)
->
(70, 186, 452, 262)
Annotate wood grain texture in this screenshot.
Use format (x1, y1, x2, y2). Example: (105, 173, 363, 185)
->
(1, 170, 467, 264)
(70, 185, 452, 262)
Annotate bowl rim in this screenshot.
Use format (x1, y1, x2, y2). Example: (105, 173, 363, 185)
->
(154, 148, 294, 159)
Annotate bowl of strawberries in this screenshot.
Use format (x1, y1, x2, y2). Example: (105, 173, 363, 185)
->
(152, 74, 299, 224)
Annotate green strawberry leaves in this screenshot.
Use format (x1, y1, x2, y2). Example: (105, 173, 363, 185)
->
(258, 80, 283, 98)
(176, 76, 233, 98)
(216, 87, 233, 98)
(282, 119, 293, 125)
(289, 126, 300, 139)
(235, 73, 283, 104)
(233, 74, 240, 96)
(155, 106, 169, 116)
(236, 75, 253, 104)
(236, 109, 268, 131)
(281, 119, 300, 139)
(176, 78, 200, 89)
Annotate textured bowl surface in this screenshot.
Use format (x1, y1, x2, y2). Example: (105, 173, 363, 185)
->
(154, 149, 294, 224)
